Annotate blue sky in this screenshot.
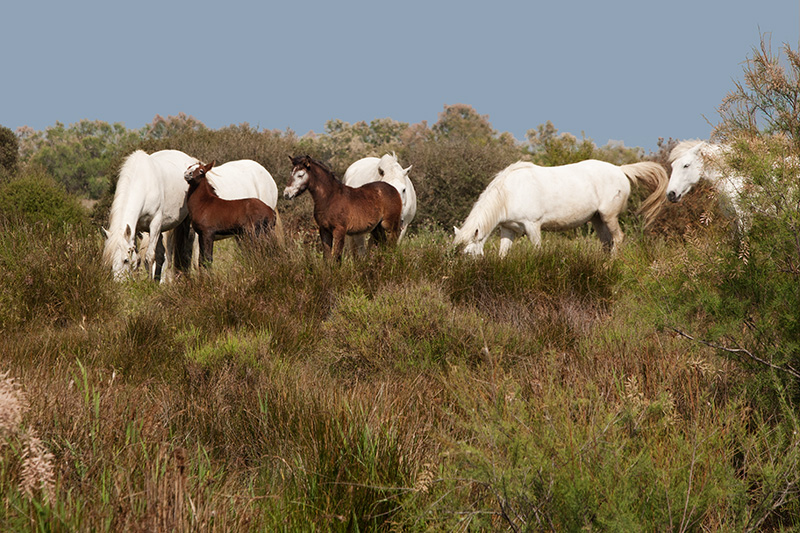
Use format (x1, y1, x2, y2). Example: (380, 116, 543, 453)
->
(2, 1, 797, 152)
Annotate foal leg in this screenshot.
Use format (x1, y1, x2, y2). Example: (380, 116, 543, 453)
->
(319, 228, 334, 260)
(198, 231, 215, 268)
(331, 229, 348, 262)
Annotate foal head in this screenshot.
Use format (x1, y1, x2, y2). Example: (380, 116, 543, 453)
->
(284, 155, 332, 199)
(184, 160, 216, 185)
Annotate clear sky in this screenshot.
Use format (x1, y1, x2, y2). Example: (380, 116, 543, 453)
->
(2, 1, 797, 152)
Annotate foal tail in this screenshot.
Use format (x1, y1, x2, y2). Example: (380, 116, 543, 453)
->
(620, 162, 668, 228)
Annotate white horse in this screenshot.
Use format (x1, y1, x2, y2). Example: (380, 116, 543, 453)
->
(342, 153, 416, 254)
(453, 159, 668, 256)
(666, 140, 745, 220)
(102, 149, 278, 280)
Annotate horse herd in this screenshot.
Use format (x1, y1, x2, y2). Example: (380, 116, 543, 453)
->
(101, 140, 735, 281)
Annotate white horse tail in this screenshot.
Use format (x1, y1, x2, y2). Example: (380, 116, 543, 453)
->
(454, 162, 529, 246)
(620, 162, 668, 227)
(272, 211, 286, 248)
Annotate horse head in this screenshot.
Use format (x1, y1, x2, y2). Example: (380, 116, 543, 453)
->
(453, 226, 485, 256)
(666, 141, 707, 203)
(103, 224, 139, 280)
(284, 155, 316, 199)
(377, 153, 413, 205)
(184, 160, 215, 184)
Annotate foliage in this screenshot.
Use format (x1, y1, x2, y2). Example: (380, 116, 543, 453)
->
(0, 221, 115, 329)
(309, 117, 409, 170)
(527, 120, 643, 166)
(687, 37, 800, 405)
(0, 166, 88, 229)
(2, 225, 800, 530)
(0, 125, 18, 175)
(143, 112, 207, 140)
(717, 38, 800, 147)
(18, 120, 142, 199)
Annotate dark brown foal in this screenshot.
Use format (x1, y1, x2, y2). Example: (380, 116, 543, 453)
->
(184, 160, 277, 267)
(283, 155, 402, 261)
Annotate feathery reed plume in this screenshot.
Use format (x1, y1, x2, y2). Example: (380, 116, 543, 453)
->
(0, 370, 26, 437)
(1, 369, 56, 500)
(19, 434, 55, 500)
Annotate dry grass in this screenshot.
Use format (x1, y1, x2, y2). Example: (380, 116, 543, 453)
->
(0, 217, 798, 531)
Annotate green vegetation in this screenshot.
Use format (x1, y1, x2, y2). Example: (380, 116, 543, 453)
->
(1, 38, 799, 531)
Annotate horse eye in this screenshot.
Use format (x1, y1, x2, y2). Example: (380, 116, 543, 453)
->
(378, 168, 384, 176)
(684, 163, 690, 169)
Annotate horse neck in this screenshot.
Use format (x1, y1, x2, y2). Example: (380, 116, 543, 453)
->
(306, 165, 342, 201)
(455, 178, 508, 246)
(108, 172, 147, 237)
(187, 176, 218, 204)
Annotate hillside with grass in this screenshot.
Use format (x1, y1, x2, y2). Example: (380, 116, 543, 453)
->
(1, 42, 799, 531)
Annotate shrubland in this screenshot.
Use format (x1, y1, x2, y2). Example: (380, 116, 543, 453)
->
(1, 40, 800, 530)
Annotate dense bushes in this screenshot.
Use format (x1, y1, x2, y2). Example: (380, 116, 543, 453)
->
(0, 166, 88, 229)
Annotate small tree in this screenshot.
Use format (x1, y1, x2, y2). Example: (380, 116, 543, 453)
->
(696, 36, 800, 406)
(0, 125, 18, 175)
(432, 104, 496, 144)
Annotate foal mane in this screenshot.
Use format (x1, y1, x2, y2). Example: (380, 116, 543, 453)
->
(296, 155, 339, 180)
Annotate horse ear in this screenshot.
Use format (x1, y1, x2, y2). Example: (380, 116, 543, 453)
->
(102, 227, 110, 238)
(124, 224, 132, 240)
(404, 165, 412, 175)
(206, 160, 216, 172)
(453, 226, 460, 236)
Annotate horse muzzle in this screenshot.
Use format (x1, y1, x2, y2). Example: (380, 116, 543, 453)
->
(666, 191, 680, 203)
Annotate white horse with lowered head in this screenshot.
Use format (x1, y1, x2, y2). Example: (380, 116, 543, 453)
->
(453, 159, 668, 256)
(342, 153, 416, 253)
(666, 140, 745, 219)
(102, 149, 278, 281)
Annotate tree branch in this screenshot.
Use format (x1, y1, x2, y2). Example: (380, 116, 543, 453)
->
(667, 327, 800, 380)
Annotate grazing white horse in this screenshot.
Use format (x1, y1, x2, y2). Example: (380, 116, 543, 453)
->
(342, 153, 416, 253)
(103, 150, 278, 281)
(453, 159, 668, 256)
(666, 140, 745, 219)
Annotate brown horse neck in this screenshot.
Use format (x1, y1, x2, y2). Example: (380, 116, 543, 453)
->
(306, 165, 344, 201)
(186, 176, 220, 210)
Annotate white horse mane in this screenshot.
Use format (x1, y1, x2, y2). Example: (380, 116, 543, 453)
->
(454, 162, 533, 245)
(107, 150, 148, 234)
(103, 150, 152, 267)
(668, 139, 705, 164)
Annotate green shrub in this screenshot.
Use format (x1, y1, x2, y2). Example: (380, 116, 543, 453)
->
(0, 125, 18, 174)
(0, 167, 88, 229)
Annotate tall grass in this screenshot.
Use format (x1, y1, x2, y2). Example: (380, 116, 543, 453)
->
(1, 216, 799, 531)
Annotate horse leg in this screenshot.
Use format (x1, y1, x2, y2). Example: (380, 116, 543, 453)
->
(171, 216, 194, 275)
(331, 229, 347, 262)
(319, 228, 334, 259)
(498, 226, 517, 257)
(592, 213, 623, 252)
(381, 217, 400, 247)
(371, 225, 387, 247)
(521, 222, 542, 254)
(153, 233, 166, 283)
(145, 219, 163, 281)
(198, 231, 215, 268)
